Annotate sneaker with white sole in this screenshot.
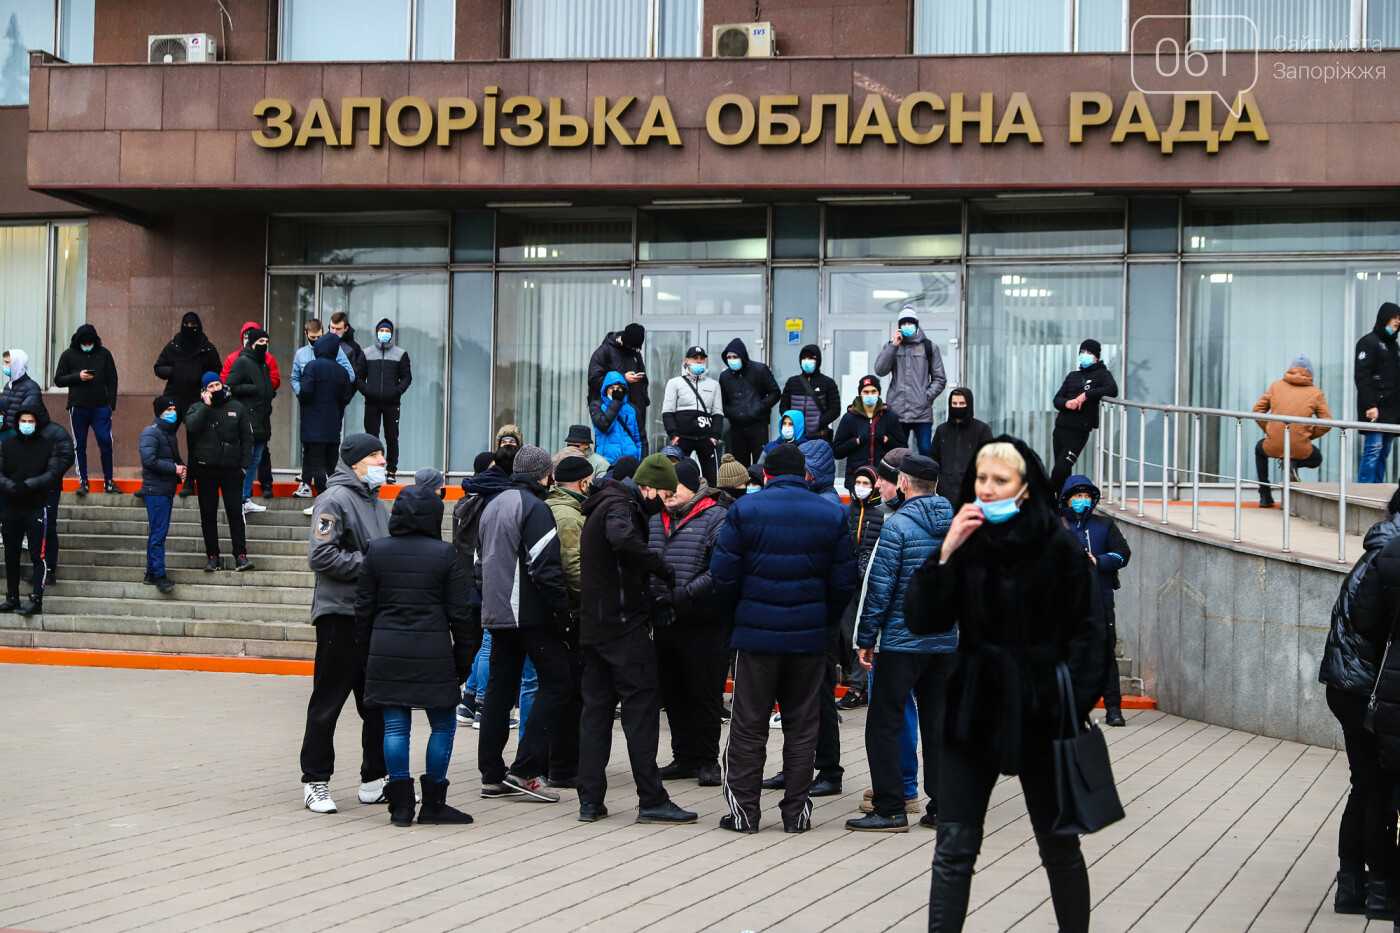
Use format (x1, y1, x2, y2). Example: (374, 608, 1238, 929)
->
(503, 773, 560, 802)
(769, 711, 782, 729)
(294, 482, 314, 498)
(358, 777, 387, 804)
(481, 782, 526, 799)
(242, 498, 267, 514)
(303, 782, 337, 813)
(303, 506, 315, 516)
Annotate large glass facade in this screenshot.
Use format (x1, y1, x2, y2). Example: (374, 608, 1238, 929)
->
(1191, 0, 1384, 50)
(512, 0, 700, 58)
(281, 0, 453, 61)
(0, 222, 87, 387)
(0, 0, 93, 104)
(914, 0, 1125, 54)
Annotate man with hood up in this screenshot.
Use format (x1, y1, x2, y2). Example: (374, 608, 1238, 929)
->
(1253, 354, 1332, 509)
(2, 349, 43, 432)
(588, 325, 649, 444)
(781, 345, 842, 443)
(297, 334, 355, 499)
(800, 439, 842, 509)
(154, 313, 222, 497)
(762, 409, 806, 458)
(0, 405, 67, 615)
(1356, 302, 1400, 484)
(226, 327, 277, 514)
(53, 324, 120, 495)
(834, 375, 907, 492)
(719, 338, 781, 467)
(931, 388, 993, 510)
(1050, 338, 1119, 495)
(1059, 474, 1132, 728)
(220, 321, 283, 389)
(222, 321, 280, 499)
(362, 318, 413, 484)
(874, 307, 947, 456)
(590, 371, 643, 465)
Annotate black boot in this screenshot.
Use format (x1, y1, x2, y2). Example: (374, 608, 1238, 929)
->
(1259, 485, 1275, 509)
(927, 822, 982, 932)
(1038, 831, 1090, 933)
(384, 778, 416, 828)
(1105, 706, 1126, 727)
(1335, 869, 1368, 914)
(16, 596, 42, 618)
(417, 777, 472, 825)
(1367, 878, 1399, 921)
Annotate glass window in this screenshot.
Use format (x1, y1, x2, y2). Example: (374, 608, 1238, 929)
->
(638, 208, 766, 262)
(825, 204, 961, 260)
(1191, 0, 1352, 50)
(639, 271, 763, 317)
(51, 223, 87, 375)
(827, 268, 962, 393)
(1185, 201, 1400, 253)
(281, 0, 452, 61)
(269, 216, 450, 266)
(58, 0, 94, 63)
(914, 0, 1125, 54)
(267, 274, 318, 471)
(496, 209, 632, 263)
(1, 2, 48, 103)
(1125, 263, 1176, 481)
(0, 223, 86, 387)
(769, 268, 819, 396)
(969, 198, 1125, 257)
(1371, 3, 1400, 48)
(451, 211, 494, 263)
(450, 272, 494, 470)
(512, 0, 700, 58)
(1129, 197, 1179, 253)
(773, 205, 819, 260)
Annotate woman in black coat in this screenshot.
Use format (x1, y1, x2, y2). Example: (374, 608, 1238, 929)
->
(356, 485, 479, 828)
(906, 436, 1103, 933)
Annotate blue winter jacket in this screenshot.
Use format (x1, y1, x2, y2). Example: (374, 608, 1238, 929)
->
(856, 494, 958, 653)
(296, 334, 355, 444)
(1058, 474, 1131, 605)
(762, 408, 806, 456)
(711, 473, 858, 654)
(138, 417, 183, 498)
(590, 370, 643, 463)
(800, 439, 843, 509)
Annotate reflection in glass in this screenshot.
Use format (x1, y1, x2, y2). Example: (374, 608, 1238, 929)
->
(1185, 202, 1400, 253)
(969, 198, 1124, 256)
(269, 217, 450, 266)
(267, 275, 318, 471)
(51, 224, 87, 381)
(59, 0, 94, 62)
(638, 209, 766, 262)
(497, 209, 632, 264)
(639, 272, 764, 317)
(282, 0, 411, 60)
(0, 3, 53, 104)
(826, 204, 961, 259)
(1125, 263, 1176, 481)
(450, 272, 494, 470)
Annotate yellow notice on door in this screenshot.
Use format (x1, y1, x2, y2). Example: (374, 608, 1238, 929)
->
(785, 318, 803, 344)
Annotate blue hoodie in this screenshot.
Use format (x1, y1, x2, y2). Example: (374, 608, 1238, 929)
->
(591, 370, 643, 463)
(763, 408, 806, 455)
(800, 439, 843, 509)
(1058, 474, 1131, 604)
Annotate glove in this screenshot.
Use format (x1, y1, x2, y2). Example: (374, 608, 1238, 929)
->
(656, 564, 677, 590)
(23, 477, 41, 492)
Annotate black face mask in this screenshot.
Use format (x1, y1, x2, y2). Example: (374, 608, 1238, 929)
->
(211, 388, 229, 404)
(641, 494, 666, 516)
(951, 407, 970, 422)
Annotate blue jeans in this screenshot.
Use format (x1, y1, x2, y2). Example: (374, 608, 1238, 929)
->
(519, 659, 538, 739)
(242, 442, 267, 499)
(70, 405, 114, 483)
(902, 422, 932, 457)
(382, 706, 457, 782)
(144, 495, 172, 577)
(1360, 432, 1395, 484)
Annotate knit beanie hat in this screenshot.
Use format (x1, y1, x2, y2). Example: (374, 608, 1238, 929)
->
(633, 453, 679, 492)
(244, 327, 269, 346)
(340, 433, 383, 467)
(898, 306, 919, 327)
(1289, 353, 1314, 375)
(201, 371, 221, 388)
(876, 447, 908, 483)
(621, 323, 646, 349)
(1079, 338, 1102, 358)
(858, 374, 881, 394)
(511, 445, 554, 482)
(765, 444, 806, 477)
(153, 394, 178, 416)
(610, 455, 640, 481)
(716, 453, 749, 490)
(414, 467, 445, 493)
(553, 453, 594, 483)
(673, 458, 701, 493)
(473, 451, 495, 474)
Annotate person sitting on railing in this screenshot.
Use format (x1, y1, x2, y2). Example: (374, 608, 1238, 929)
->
(1252, 354, 1332, 509)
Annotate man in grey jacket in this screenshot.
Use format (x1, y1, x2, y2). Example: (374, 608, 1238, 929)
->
(874, 307, 947, 457)
(299, 433, 391, 815)
(662, 346, 723, 487)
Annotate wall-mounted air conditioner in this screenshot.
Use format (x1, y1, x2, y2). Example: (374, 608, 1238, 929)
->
(712, 23, 775, 58)
(148, 33, 217, 63)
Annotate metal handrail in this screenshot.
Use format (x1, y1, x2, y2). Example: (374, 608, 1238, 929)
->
(1095, 398, 1400, 564)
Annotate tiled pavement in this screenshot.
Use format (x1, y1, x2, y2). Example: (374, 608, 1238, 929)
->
(0, 663, 1381, 933)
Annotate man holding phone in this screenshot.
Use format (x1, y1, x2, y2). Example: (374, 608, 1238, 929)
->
(588, 325, 650, 456)
(53, 324, 120, 495)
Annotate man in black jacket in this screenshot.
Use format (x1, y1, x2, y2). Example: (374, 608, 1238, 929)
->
(226, 328, 276, 515)
(362, 318, 413, 484)
(328, 312, 367, 390)
(588, 325, 649, 454)
(1357, 302, 1400, 484)
(53, 323, 119, 495)
(154, 312, 222, 497)
(34, 405, 75, 585)
(0, 406, 64, 616)
(576, 453, 696, 825)
(185, 372, 254, 573)
(930, 388, 994, 510)
(780, 345, 842, 443)
(1049, 339, 1120, 495)
(719, 338, 781, 467)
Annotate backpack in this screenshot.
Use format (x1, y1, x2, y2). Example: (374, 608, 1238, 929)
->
(890, 338, 937, 383)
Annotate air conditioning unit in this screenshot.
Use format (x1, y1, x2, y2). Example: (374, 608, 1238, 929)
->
(147, 33, 217, 63)
(712, 22, 775, 58)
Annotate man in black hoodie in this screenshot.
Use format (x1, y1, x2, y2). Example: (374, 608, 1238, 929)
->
(931, 388, 994, 510)
(53, 323, 119, 495)
(1050, 339, 1119, 495)
(362, 318, 413, 484)
(780, 344, 842, 443)
(588, 325, 650, 454)
(154, 312, 222, 497)
(0, 406, 64, 616)
(1357, 302, 1400, 484)
(34, 405, 75, 584)
(719, 338, 781, 467)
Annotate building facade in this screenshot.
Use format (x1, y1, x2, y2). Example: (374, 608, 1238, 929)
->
(3, 0, 1399, 481)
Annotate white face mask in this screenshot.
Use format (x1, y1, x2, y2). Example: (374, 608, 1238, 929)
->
(853, 486, 873, 500)
(363, 464, 387, 488)
(780, 425, 795, 440)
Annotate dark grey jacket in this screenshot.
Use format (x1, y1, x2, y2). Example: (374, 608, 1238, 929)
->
(308, 459, 390, 622)
(476, 477, 572, 630)
(874, 327, 947, 424)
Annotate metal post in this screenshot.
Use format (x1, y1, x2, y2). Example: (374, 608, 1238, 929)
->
(1137, 406, 1146, 518)
(1105, 403, 1115, 506)
(1161, 407, 1171, 526)
(1119, 403, 1129, 512)
(1233, 417, 1242, 543)
(1282, 424, 1292, 554)
(1191, 413, 1201, 533)
(1339, 428, 1349, 564)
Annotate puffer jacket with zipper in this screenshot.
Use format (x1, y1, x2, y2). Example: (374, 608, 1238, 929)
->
(647, 486, 727, 625)
(855, 493, 957, 654)
(780, 344, 842, 441)
(362, 318, 413, 404)
(1321, 513, 1400, 696)
(718, 338, 780, 427)
(139, 416, 184, 498)
(832, 396, 908, 483)
(580, 477, 670, 646)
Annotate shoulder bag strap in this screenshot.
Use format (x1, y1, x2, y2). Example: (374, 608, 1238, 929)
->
(1368, 595, 1400, 712)
(1056, 662, 1080, 739)
(686, 376, 712, 415)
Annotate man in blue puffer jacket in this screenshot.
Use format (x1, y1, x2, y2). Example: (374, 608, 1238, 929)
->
(800, 439, 843, 509)
(847, 454, 956, 833)
(711, 443, 858, 834)
(590, 370, 643, 464)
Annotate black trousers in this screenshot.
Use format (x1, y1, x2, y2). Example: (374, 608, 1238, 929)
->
(364, 402, 401, 473)
(578, 625, 669, 809)
(43, 488, 59, 574)
(816, 635, 844, 783)
(722, 650, 825, 830)
(299, 614, 386, 784)
(478, 625, 570, 784)
(1327, 687, 1398, 880)
(190, 465, 246, 558)
(549, 629, 585, 783)
(728, 423, 769, 468)
(257, 441, 273, 493)
(677, 436, 719, 487)
(1050, 424, 1092, 496)
(2, 505, 46, 600)
(655, 621, 728, 768)
(302, 441, 340, 495)
(1255, 439, 1323, 485)
(867, 651, 956, 817)
(1101, 603, 1122, 708)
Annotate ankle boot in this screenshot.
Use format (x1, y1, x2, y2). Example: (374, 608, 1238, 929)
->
(927, 822, 983, 932)
(1039, 833, 1091, 933)
(384, 778, 416, 827)
(1368, 878, 1399, 921)
(1335, 869, 1368, 914)
(417, 777, 472, 825)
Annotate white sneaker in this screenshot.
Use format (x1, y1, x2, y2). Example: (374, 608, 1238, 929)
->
(769, 711, 782, 729)
(303, 506, 315, 516)
(293, 482, 314, 498)
(358, 777, 387, 804)
(242, 498, 267, 514)
(303, 782, 337, 813)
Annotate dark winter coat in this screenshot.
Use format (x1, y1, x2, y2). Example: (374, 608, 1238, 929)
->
(154, 312, 222, 416)
(780, 345, 841, 441)
(580, 478, 670, 646)
(1320, 514, 1400, 698)
(1058, 475, 1132, 606)
(930, 388, 994, 508)
(361, 318, 413, 404)
(297, 334, 355, 444)
(1360, 532, 1400, 770)
(139, 417, 183, 498)
(719, 338, 780, 428)
(308, 459, 391, 622)
(905, 435, 1105, 776)
(355, 486, 478, 710)
(184, 394, 253, 471)
(337, 325, 368, 391)
(800, 439, 843, 509)
(848, 491, 886, 578)
(590, 370, 643, 463)
(588, 332, 649, 414)
(452, 466, 511, 581)
(226, 346, 276, 444)
(476, 477, 572, 631)
(856, 494, 957, 654)
(1052, 360, 1119, 433)
(833, 398, 908, 485)
(711, 473, 858, 655)
(647, 488, 727, 626)
(1357, 303, 1400, 425)
(53, 324, 118, 411)
(36, 405, 74, 482)
(1, 349, 43, 433)
(221, 321, 282, 390)
(0, 407, 63, 506)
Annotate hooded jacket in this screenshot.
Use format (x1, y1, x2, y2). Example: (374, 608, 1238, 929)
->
(856, 493, 957, 654)
(139, 414, 184, 498)
(1357, 302, 1400, 425)
(588, 332, 650, 413)
(184, 391, 252, 471)
(296, 334, 355, 444)
(226, 344, 276, 444)
(477, 476, 572, 631)
(220, 322, 281, 390)
(308, 458, 391, 622)
(1253, 367, 1332, 460)
(0, 405, 63, 506)
(780, 345, 842, 442)
(1358, 531, 1400, 770)
(762, 409, 806, 456)
(335, 323, 368, 390)
(905, 436, 1105, 776)
(662, 364, 723, 440)
(1058, 475, 1131, 605)
(1053, 359, 1119, 433)
(579, 477, 671, 645)
(800, 439, 843, 509)
(711, 473, 858, 654)
(718, 338, 781, 428)
(647, 484, 727, 626)
(1320, 514, 1400, 698)
(154, 312, 222, 414)
(452, 466, 511, 581)
(833, 395, 907, 484)
(874, 326, 947, 424)
(1, 350, 43, 432)
(931, 388, 993, 508)
(547, 486, 587, 614)
(355, 485, 478, 710)
(291, 336, 355, 395)
(53, 325, 119, 411)
(590, 370, 643, 463)
(362, 318, 413, 404)
(847, 477, 885, 577)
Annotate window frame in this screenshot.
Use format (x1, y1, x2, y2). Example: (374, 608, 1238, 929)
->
(509, 0, 704, 59)
(912, 0, 1128, 55)
(276, 0, 456, 62)
(1189, 0, 1395, 51)
(0, 219, 87, 390)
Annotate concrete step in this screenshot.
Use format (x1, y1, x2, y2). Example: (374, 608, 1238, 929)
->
(0, 623, 315, 659)
(0, 612, 314, 642)
(58, 518, 318, 541)
(58, 503, 318, 526)
(38, 594, 312, 622)
(35, 578, 311, 605)
(59, 492, 322, 512)
(1290, 482, 1390, 535)
(61, 533, 309, 556)
(60, 548, 312, 574)
(69, 563, 312, 588)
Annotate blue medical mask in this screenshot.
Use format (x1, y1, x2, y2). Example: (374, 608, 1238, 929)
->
(800, 359, 816, 374)
(377, 331, 392, 344)
(862, 394, 879, 407)
(745, 485, 761, 495)
(17, 422, 34, 436)
(81, 344, 94, 353)
(161, 411, 178, 424)
(976, 486, 1027, 524)
(780, 425, 795, 440)
(1078, 353, 1095, 369)
(1389, 325, 1398, 337)
(689, 362, 706, 376)
(363, 464, 387, 488)
(727, 358, 742, 372)
(1069, 497, 1092, 514)
(900, 324, 917, 339)
(3, 366, 10, 378)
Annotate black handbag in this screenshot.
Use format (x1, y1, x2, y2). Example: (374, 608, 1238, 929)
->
(1050, 662, 1125, 836)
